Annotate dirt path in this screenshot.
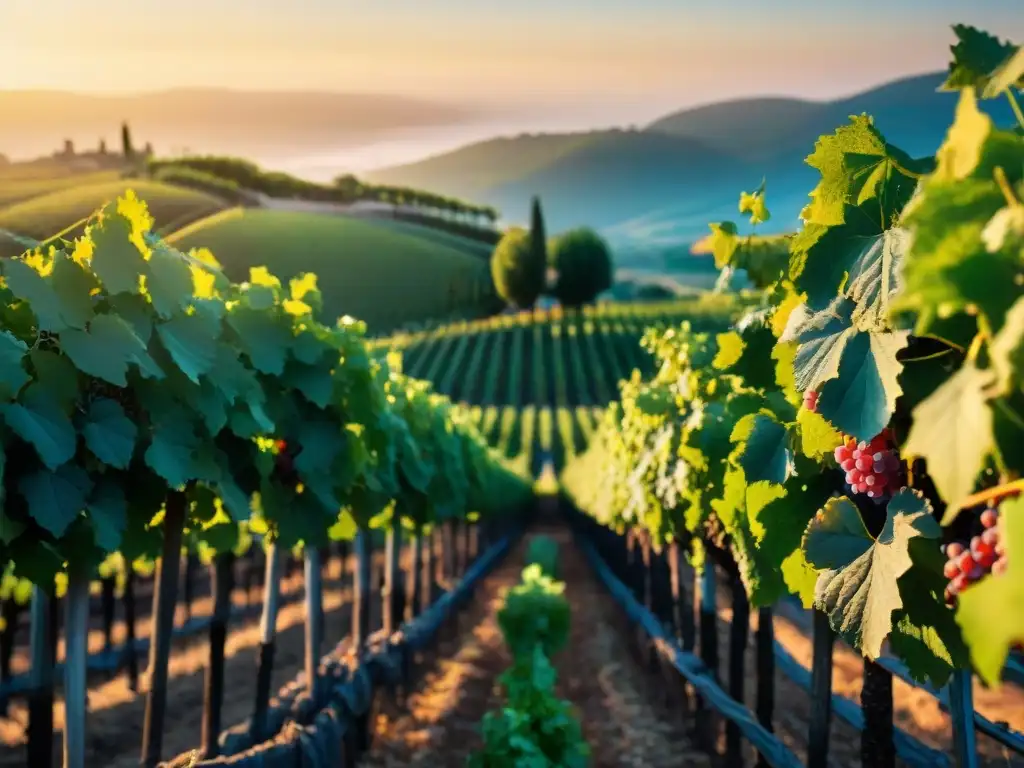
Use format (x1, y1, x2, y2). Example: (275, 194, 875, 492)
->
(365, 528, 708, 768)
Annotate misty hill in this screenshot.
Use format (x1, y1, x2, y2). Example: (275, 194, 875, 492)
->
(367, 72, 1015, 252)
(0, 89, 472, 161)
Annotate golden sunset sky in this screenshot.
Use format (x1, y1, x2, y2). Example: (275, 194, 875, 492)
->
(2, 0, 1022, 111)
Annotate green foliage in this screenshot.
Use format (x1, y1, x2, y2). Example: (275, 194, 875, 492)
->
(0, 190, 532, 594)
(468, 647, 589, 768)
(497, 564, 571, 660)
(549, 228, 614, 307)
(525, 535, 560, 579)
(562, 23, 1024, 688)
(470, 563, 587, 768)
(121, 122, 133, 158)
(491, 228, 546, 309)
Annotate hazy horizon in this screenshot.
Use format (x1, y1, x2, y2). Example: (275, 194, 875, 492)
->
(4, 1, 1023, 116)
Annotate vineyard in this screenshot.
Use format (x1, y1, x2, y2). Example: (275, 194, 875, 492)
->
(375, 295, 741, 472)
(0, 19, 1023, 768)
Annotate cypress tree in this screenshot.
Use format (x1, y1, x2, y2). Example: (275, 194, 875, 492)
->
(528, 196, 548, 296)
(121, 121, 133, 158)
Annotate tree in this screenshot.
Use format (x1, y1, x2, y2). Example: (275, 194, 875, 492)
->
(491, 227, 546, 309)
(121, 121, 134, 158)
(529, 196, 547, 277)
(549, 227, 614, 307)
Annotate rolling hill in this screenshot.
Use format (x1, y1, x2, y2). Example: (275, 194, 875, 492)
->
(366, 72, 1017, 251)
(166, 208, 492, 332)
(0, 179, 226, 256)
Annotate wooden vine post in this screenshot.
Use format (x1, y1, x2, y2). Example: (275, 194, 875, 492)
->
(304, 546, 324, 702)
(62, 558, 91, 768)
(140, 490, 188, 767)
(251, 542, 282, 743)
(200, 552, 235, 758)
(807, 611, 835, 768)
(25, 586, 54, 768)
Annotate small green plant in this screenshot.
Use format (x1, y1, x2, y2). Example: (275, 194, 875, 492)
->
(525, 535, 560, 579)
(498, 565, 570, 660)
(468, 646, 589, 768)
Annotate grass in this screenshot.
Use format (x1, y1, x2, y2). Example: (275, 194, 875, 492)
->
(0, 179, 226, 254)
(371, 217, 493, 258)
(166, 208, 491, 331)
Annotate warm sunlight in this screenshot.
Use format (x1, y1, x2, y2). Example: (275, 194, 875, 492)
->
(1, 4, 1023, 767)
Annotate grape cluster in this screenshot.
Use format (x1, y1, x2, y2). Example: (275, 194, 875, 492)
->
(273, 439, 299, 484)
(833, 433, 902, 500)
(943, 506, 1007, 605)
(803, 389, 819, 413)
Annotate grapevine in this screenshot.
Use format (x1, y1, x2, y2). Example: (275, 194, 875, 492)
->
(563, 23, 1024, 687)
(0, 190, 531, 603)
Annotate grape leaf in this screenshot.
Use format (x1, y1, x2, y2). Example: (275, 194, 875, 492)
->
(991, 296, 1024, 394)
(983, 46, 1024, 99)
(145, 419, 200, 488)
(730, 413, 793, 485)
(60, 313, 156, 386)
(817, 329, 909, 442)
(801, 115, 931, 228)
(87, 481, 127, 551)
(293, 419, 344, 476)
(20, 464, 92, 537)
(1, 258, 66, 332)
(956, 495, 1024, 685)
(796, 408, 842, 461)
(82, 398, 137, 469)
(146, 243, 197, 318)
(942, 25, 1023, 95)
(227, 307, 292, 375)
(89, 213, 145, 295)
(804, 489, 940, 659)
(903, 363, 995, 517)
(2, 390, 76, 470)
(49, 254, 97, 330)
(156, 313, 219, 384)
(0, 332, 29, 399)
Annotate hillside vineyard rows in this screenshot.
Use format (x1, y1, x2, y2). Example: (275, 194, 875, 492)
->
(374, 296, 739, 472)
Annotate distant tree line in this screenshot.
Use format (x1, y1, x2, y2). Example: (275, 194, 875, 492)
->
(490, 195, 613, 311)
(145, 155, 500, 234)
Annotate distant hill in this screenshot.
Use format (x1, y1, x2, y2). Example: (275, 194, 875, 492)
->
(0, 89, 472, 161)
(367, 72, 1016, 252)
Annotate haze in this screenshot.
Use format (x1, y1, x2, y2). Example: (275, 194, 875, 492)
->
(4, 0, 1023, 114)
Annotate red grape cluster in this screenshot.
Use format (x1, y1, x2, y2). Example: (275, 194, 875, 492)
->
(833, 433, 902, 500)
(943, 506, 1007, 605)
(803, 389, 819, 413)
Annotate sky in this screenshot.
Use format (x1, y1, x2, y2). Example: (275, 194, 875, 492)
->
(2, 0, 1023, 116)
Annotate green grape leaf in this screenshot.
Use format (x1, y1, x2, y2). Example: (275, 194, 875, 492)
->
(817, 329, 908, 442)
(89, 213, 145, 295)
(942, 25, 1024, 95)
(145, 419, 200, 488)
(956, 495, 1024, 685)
(2, 390, 76, 470)
(293, 420, 344, 476)
(87, 481, 127, 552)
(706, 221, 739, 269)
(903, 363, 995, 517)
(50, 254, 97, 330)
(146, 243, 197, 318)
(983, 46, 1024, 99)
(283, 362, 334, 409)
(801, 116, 931, 228)
(227, 307, 292, 375)
(796, 408, 842, 461)
(82, 398, 137, 469)
(991, 296, 1024, 394)
(0, 331, 29, 398)
(20, 463, 92, 537)
(712, 331, 744, 370)
(60, 313, 157, 386)
(1, 258, 67, 332)
(156, 313, 218, 384)
(804, 489, 940, 659)
(731, 413, 793, 485)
